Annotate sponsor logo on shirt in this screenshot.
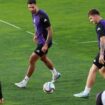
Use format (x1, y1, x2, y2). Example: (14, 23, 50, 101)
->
(93, 59, 96, 63)
(44, 18, 47, 22)
(97, 27, 101, 31)
(36, 50, 40, 53)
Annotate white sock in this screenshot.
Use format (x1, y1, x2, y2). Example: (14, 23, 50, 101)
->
(84, 86, 91, 94)
(24, 76, 29, 82)
(50, 68, 58, 75)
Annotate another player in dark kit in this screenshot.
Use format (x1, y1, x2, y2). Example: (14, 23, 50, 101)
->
(74, 9, 105, 98)
(96, 91, 105, 105)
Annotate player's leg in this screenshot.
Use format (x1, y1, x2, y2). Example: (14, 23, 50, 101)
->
(73, 53, 103, 98)
(74, 64, 99, 98)
(0, 82, 4, 104)
(40, 55, 61, 82)
(99, 67, 105, 78)
(15, 52, 39, 88)
(41, 55, 54, 70)
(26, 52, 39, 77)
(85, 64, 98, 92)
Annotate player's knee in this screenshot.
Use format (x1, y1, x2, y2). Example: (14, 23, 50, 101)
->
(41, 58, 47, 64)
(90, 68, 98, 74)
(29, 53, 38, 65)
(41, 56, 47, 62)
(90, 65, 98, 72)
(29, 56, 35, 65)
(29, 59, 34, 65)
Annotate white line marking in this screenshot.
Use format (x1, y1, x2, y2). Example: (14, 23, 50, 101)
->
(26, 31, 34, 35)
(79, 41, 97, 44)
(0, 19, 57, 44)
(0, 19, 21, 30)
(0, 19, 34, 36)
(0, 19, 98, 44)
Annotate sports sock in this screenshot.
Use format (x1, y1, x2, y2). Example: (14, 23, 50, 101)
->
(50, 68, 58, 76)
(84, 86, 91, 94)
(24, 76, 29, 82)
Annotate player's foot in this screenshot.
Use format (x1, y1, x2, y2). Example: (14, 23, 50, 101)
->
(73, 91, 89, 98)
(51, 72, 61, 83)
(0, 98, 4, 104)
(15, 80, 27, 88)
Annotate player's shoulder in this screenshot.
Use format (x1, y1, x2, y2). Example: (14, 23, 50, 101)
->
(97, 20, 105, 27)
(96, 20, 105, 31)
(39, 10, 48, 18)
(39, 10, 50, 24)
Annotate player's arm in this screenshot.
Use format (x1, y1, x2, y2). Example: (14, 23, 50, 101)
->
(42, 26, 52, 52)
(98, 24, 105, 64)
(45, 26, 52, 45)
(99, 36, 105, 64)
(41, 15, 52, 52)
(42, 26, 52, 53)
(33, 33, 38, 44)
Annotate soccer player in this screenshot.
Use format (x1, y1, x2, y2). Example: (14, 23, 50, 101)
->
(96, 91, 105, 105)
(74, 9, 105, 98)
(0, 82, 4, 104)
(15, 0, 61, 88)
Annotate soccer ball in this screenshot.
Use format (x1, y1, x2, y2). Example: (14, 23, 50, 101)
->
(43, 82, 55, 93)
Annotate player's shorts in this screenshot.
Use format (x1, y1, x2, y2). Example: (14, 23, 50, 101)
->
(96, 91, 103, 105)
(93, 53, 105, 69)
(34, 43, 52, 57)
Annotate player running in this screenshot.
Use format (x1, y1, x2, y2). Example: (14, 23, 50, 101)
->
(15, 0, 61, 88)
(74, 9, 105, 98)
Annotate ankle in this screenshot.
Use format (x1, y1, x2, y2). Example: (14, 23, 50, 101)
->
(24, 76, 29, 81)
(84, 87, 91, 94)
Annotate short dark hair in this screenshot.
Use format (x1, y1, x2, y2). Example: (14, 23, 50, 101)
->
(88, 9, 100, 16)
(27, 0, 36, 4)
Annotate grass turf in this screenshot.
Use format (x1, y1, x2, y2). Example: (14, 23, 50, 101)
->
(0, 0, 105, 105)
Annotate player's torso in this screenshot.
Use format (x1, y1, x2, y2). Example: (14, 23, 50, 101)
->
(96, 20, 105, 48)
(32, 10, 48, 44)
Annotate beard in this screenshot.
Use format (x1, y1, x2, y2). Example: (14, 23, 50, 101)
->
(31, 10, 36, 14)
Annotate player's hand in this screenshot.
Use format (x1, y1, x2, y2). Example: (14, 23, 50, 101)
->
(42, 44, 48, 53)
(33, 36, 38, 44)
(99, 54, 105, 64)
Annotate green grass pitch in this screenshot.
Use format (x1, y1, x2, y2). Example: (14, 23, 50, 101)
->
(0, 0, 105, 105)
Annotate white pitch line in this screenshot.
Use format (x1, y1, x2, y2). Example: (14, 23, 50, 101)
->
(26, 31, 34, 35)
(79, 40, 97, 44)
(2, 19, 97, 45)
(0, 19, 34, 36)
(0, 19, 98, 44)
(0, 19, 21, 30)
(0, 19, 57, 44)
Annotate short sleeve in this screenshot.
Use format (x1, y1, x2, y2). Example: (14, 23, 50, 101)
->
(96, 23, 105, 37)
(40, 15, 51, 28)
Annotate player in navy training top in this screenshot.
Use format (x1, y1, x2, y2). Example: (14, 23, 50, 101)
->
(15, 0, 61, 88)
(0, 82, 3, 104)
(74, 9, 105, 98)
